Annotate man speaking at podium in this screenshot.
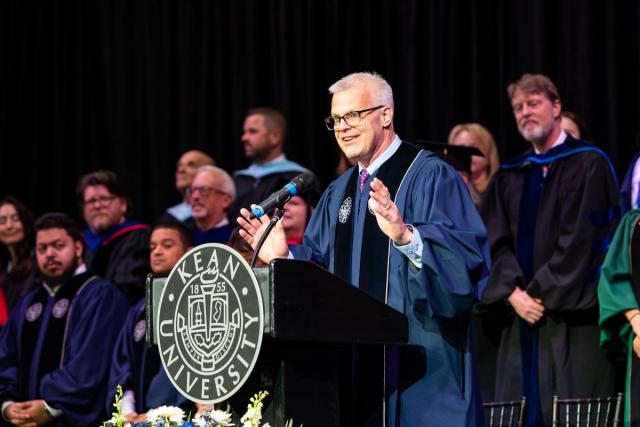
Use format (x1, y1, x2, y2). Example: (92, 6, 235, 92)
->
(238, 72, 490, 427)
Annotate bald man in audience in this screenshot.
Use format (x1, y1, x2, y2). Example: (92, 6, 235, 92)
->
(161, 150, 215, 227)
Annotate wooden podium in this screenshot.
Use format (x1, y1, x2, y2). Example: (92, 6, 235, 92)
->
(229, 259, 408, 427)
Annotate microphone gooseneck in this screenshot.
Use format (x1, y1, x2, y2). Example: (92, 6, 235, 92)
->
(250, 208, 284, 268)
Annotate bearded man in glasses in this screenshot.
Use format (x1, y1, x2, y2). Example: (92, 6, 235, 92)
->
(77, 170, 150, 304)
(239, 72, 490, 427)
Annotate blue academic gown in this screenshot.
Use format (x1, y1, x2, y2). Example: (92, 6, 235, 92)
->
(0, 272, 129, 426)
(194, 223, 235, 246)
(107, 299, 186, 415)
(290, 143, 490, 427)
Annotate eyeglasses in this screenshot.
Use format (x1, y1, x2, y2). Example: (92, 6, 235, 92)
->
(186, 186, 227, 197)
(324, 105, 384, 131)
(83, 196, 117, 208)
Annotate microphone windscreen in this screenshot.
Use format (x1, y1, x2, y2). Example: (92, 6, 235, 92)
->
(292, 172, 316, 192)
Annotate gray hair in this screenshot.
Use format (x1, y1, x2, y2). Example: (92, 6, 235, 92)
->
(328, 72, 394, 107)
(195, 165, 236, 202)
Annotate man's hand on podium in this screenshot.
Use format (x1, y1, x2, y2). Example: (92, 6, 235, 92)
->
(238, 205, 289, 264)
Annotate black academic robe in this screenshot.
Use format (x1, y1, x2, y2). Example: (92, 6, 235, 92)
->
(0, 271, 129, 426)
(0, 258, 37, 312)
(290, 141, 490, 427)
(481, 138, 619, 425)
(86, 226, 151, 304)
(194, 223, 235, 246)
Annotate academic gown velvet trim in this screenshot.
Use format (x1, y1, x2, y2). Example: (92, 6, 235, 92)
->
(481, 137, 619, 309)
(482, 136, 619, 425)
(502, 141, 615, 176)
(0, 275, 129, 426)
(290, 143, 490, 427)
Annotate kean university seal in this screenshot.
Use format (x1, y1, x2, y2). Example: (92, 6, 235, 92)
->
(156, 243, 264, 404)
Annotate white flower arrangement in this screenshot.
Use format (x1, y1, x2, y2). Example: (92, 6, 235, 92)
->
(102, 388, 300, 427)
(240, 391, 268, 427)
(146, 406, 185, 426)
(192, 408, 234, 426)
(104, 385, 126, 427)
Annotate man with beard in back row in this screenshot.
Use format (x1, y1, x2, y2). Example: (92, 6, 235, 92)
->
(480, 74, 619, 426)
(77, 170, 151, 304)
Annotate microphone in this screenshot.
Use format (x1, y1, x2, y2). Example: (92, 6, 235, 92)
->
(249, 172, 315, 219)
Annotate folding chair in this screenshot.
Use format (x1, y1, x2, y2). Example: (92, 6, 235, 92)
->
(551, 393, 623, 426)
(483, 396, 527, 427)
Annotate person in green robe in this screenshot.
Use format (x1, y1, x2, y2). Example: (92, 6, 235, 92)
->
(599, 209, 640, 425)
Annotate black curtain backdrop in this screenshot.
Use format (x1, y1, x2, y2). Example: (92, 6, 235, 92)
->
(1, 0, 639, 224)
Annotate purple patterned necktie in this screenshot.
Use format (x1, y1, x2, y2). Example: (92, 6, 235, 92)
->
(359, 168, 370, 192)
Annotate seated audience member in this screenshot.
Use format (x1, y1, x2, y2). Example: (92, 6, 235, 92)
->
(160, 150, 215, 226)
(187, 166, 236, 245)
(0, 212, 129, 426)
(281, 185, 321, 244)
(0, 196, 37, 313)
(448, 123, 500, 206)
(560, 110, 588, 140)
(77, 170, 151, 304)
(282, 196, 310, 244)
(599, 210, 640, 425)
(229, 107, 315, 220)
(108, 221, 193, 424)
